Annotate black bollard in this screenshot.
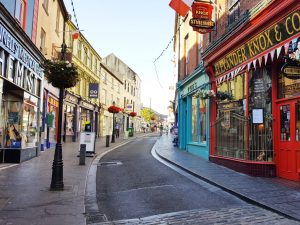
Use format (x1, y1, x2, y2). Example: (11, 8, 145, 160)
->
(79, 144, 86, 165)
(106, 135, 110, 147)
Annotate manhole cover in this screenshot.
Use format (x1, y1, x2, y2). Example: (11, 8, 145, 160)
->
(86, 212, 107, 224)
(98, 161, 122, 166)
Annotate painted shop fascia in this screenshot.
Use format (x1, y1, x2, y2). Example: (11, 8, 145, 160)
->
(204, 2, 300, 181)
(0, 4, 45, 163)
(177, 63, 210, 160)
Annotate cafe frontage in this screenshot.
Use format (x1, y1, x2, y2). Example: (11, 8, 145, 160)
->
(177, 64, 211, 160)
(203, 1, 300, 181)
(0, 5, 44, 163)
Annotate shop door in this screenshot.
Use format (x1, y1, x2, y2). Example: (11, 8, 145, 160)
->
(277, 101, 300, 181)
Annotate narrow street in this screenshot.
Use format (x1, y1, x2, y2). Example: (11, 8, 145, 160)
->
(92, 136, 299, 224)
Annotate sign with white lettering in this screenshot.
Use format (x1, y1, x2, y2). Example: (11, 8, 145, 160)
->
(0, 23, 43, 96)
(214, 8, 300, 76)
(88, 83, 99, 98)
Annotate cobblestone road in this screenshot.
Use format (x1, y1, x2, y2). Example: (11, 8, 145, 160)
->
(91, 205, 299, 225)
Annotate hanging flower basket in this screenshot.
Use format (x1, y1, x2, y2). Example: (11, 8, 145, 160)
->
(129, 112, 137, 117)
(193, 89, 216, 99)
(42, 59, 80, 89)
(150, 115, 156, 120)
(108, 105, 121, 114)
(216, 91, 233, 101)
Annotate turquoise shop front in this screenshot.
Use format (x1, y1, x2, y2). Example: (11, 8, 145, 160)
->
(177, 65, 210, 160)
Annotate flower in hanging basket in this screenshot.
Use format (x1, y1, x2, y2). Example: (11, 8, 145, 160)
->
(216, 91, 233, 101)
(193, 89, 216, 99)
(129, 112, 137, 117)
(108, 105, 121, 114)
(42, 59, 80, 89)
(150, 115, 156, 120)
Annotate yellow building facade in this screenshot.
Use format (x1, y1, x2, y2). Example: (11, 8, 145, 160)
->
(63, 20, 101, 141)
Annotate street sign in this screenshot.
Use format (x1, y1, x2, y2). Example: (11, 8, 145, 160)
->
(89, 83, 99, 98)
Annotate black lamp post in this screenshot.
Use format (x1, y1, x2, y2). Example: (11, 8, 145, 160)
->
(50, 26, 67, 191)
(111, 101, 116, 143)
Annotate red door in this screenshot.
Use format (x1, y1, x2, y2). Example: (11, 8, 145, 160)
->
(277, 100, 300, 181)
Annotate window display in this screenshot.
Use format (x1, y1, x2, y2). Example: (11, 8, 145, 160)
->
(1, 91, 39, 149)
(22, 93, 38, 148)
(191, 97, 197, 142)
(199, 99, 206, 143)
(65, 104, 74, 135)
(215, 73, 247, 159)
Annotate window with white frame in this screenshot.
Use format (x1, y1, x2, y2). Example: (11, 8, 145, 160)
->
(15, 0, 25, 26)
(184, 34, 189, 76)
(42, 0, 49, 12)
(77, 41, 82, 59)
(40, 28, 46, 52)
(55, 5, 60, 34)
(228, 0, 240, 25)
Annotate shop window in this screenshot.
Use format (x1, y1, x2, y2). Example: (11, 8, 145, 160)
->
(22, 93, 38, 148)
(199, 99, 206, 142)
(65, 105, 74, 136)
(248, 67, 273, 161)
(191, 97, 198, 142)
(215, 73, 247, 159)
(278, 70, 300, 99)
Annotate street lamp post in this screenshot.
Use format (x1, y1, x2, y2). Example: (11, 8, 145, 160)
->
(50, 25, 67, 191)
(111, 101, 116, 143)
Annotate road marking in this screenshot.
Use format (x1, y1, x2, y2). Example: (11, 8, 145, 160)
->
(0, 164, 18, 171)
(108, 184, 174, 194)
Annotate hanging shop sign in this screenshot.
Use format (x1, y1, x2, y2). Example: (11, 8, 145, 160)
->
(214, 8, 300, 77)
(0, 23, 43, 96)
(282, 64, 300, 79)
(190, 2, 214, 33)
(88, 83, 99, 98)
(281, 58, 300, 79)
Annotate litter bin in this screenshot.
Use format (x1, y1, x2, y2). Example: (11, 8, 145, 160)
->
(128, 128, 134, 137)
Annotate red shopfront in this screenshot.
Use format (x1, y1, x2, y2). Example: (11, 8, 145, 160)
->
(204, 1, 300, 181)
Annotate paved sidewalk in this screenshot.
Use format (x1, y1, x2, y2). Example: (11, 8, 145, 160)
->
(0, 132, 146, 225)
(154, 134, 300, 222)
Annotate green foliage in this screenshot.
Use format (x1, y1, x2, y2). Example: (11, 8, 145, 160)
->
(43, 59, 80, 89)
(141, 108, 155, 122)
(216, 91, 233, 101)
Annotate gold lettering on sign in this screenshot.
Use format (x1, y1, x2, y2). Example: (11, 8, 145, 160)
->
(213, 8, 300, 76)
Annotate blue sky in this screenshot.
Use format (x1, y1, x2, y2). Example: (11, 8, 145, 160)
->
(64, 0, 175, 114)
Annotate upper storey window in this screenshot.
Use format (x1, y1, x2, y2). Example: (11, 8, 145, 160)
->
(15, 0, 25, 26)
(228, 0, 240, 25)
